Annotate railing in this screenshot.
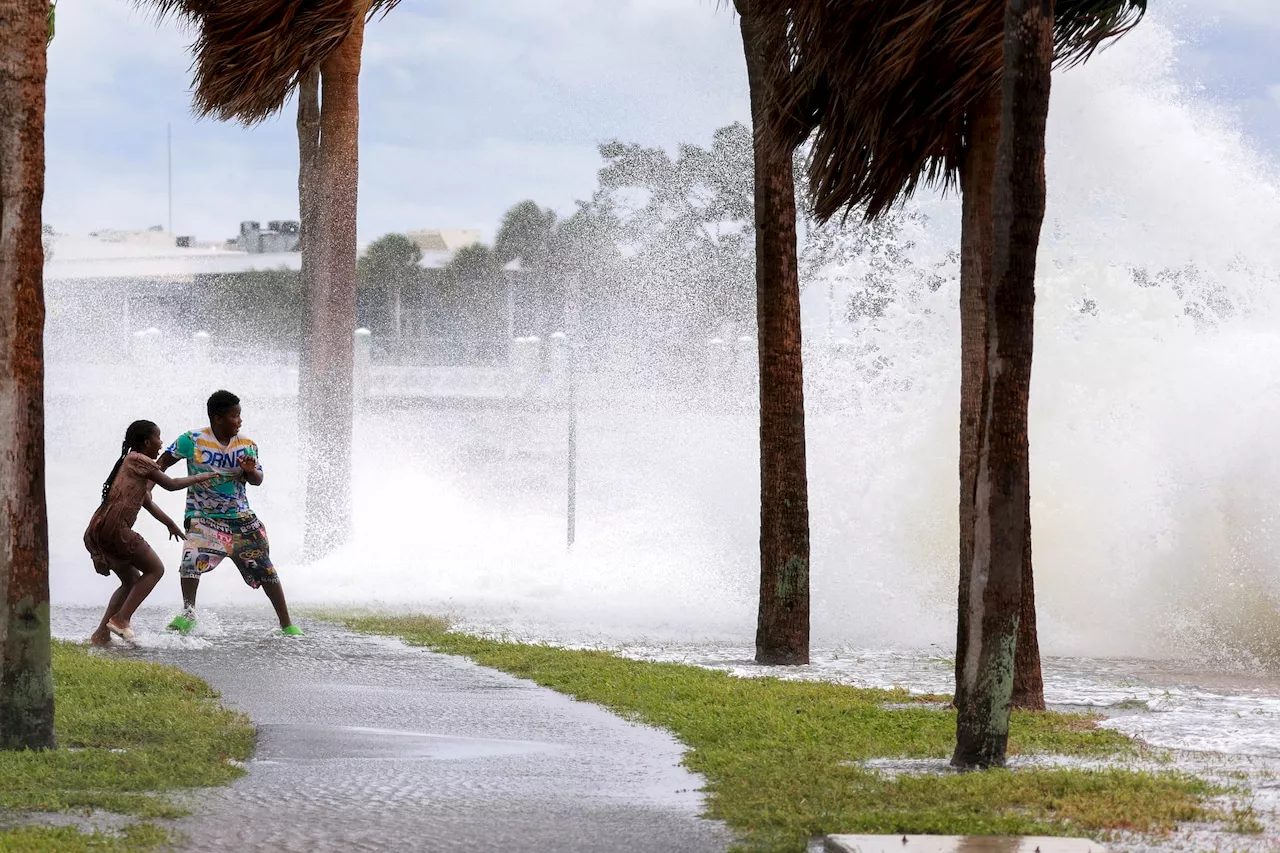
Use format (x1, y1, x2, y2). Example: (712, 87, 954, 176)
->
(45, 326, 787, 408)
(46, 328, 569, 403)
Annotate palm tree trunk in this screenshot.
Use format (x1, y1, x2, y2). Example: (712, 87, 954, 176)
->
(297, 65, 320, 382)
(956, 89, 998, 713)
(301, 9, 365, 559)
(296, 64, 321, 539)
(738, 0, 811, 665)
(953, 0, 1053, 769)
(1014, 485, 1044, 709)
(956, 90, 1045, 713)
(0, 0, 55, 751)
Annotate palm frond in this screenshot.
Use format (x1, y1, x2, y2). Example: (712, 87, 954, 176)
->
(758, 0, 1146, 223)
(1056, 0, 1146, 68)
(138, 0, 400, 124)
(367, 0, 401, 20)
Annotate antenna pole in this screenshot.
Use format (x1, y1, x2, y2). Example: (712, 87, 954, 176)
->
(167, 123, 173, 234)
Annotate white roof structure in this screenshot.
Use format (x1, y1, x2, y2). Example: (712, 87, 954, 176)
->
(45, 232, 299, 283)
(46, 227, 471, 283)
(404, 228, 481, 254)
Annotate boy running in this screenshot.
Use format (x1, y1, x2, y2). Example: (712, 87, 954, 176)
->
(160, 389, 302, 636)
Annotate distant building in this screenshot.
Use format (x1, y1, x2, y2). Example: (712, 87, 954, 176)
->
(44, 223, 483, 366)
(232, 220, 301, 254)
(44, 227, 303, 364)
(88, 226, 185, 248)
(46, 228, 300, 282)
(404, 228, 481, 254)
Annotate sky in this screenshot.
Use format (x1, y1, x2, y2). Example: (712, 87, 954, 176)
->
(43, 0, 1280, 245)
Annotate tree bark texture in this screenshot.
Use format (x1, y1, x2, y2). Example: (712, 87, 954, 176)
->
(738, 0, 811, 666)
(1013, 484, 1044, 710)
(955, 90, 1045, 713)
(0, 0, 55, 751)
(296, 65, 320, 387)
(296, 64, 321, 527)
(301, 10, 364, 560)
(953, 0, 1053, 769)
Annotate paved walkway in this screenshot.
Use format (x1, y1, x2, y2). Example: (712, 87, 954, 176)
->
(56, 608, 729, 853)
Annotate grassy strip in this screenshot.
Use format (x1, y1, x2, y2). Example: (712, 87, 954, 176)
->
(0, 824, 169, 853)
(0, 641, 255, 851)
(343, 614, 1240, 853)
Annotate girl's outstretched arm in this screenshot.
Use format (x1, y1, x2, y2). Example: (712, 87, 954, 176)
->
(147, 469, 218, 492)
(143, 493, 186, 541)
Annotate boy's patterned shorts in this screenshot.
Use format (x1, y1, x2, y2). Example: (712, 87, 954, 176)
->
(180, 516, 279, 588)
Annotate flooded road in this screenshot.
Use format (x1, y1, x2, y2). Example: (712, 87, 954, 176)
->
(53, 607, 728, 853)
(52, 604, 1280, 851)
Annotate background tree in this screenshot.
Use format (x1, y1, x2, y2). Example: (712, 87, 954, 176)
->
(0, 0, 55, 751)
(474, 130, 923, 386)
(494, 200, 557, 337)
(801, 208, 947, 324)
(542, 200, 625, 346)
(760, 0, 1146, 724)
(208, 268, 303, 350)
(357, 232, 422, 342)
(439, 243, 505, 363)
(495, 201, 556, 270)
(592, 125, 756, 344)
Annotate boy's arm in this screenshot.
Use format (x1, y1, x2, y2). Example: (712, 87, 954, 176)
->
(158, 431, 194, 473)
(238, 454, 264, 486)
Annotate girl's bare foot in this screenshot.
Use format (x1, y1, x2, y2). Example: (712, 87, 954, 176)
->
(106, 618, 135, 641)
(89, 631, 111, 646)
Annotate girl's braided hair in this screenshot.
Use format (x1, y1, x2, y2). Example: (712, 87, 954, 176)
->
(100, 420, 158, 504)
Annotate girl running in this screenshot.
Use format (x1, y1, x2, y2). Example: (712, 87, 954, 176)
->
(85, 420, 219, 643)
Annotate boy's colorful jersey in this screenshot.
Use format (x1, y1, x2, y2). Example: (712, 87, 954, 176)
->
(165, 428, 262, 520)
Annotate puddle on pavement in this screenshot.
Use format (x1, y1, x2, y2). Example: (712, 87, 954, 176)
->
(256, 723, 563, 761)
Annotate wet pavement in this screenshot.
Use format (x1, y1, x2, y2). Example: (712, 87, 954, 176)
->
(53, 607, 730, 853)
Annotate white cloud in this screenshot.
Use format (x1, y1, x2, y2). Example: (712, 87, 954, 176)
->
(44, 0, 749, 243)
(1178, 0, 1280, 28)
(42, 0, 1272, 244)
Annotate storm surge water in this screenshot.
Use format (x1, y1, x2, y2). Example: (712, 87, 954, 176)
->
(46, 21, 1280, 669)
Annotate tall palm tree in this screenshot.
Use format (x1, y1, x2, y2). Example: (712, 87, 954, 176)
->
(144, 0, 399, 558)
(0, 0, 55, 751)
(759, 0, 1145, 757)
(953, 0, 1058, 769)
(735, 0, 812, 665)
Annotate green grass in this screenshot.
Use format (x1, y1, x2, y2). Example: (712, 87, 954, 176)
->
(0, 641, 255, 851)
(0, 824, 169, 853)
(342, 614, 1244, 853)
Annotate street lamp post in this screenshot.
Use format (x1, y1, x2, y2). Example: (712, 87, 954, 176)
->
(502, 257, 520, 367)
(565, 274, 581, 550)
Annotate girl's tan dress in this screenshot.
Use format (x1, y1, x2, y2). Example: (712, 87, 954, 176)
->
(84, 452, 157, 573)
